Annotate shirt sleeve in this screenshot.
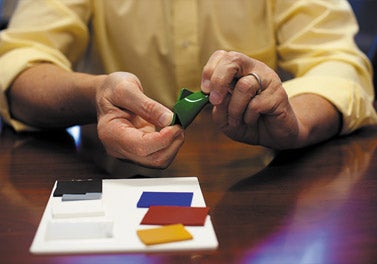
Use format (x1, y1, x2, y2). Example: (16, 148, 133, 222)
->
(0, 0, 91, 131)
(274, 0, 377, 135)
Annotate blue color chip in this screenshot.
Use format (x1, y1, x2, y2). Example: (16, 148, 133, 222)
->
(137, 192, 193, 208)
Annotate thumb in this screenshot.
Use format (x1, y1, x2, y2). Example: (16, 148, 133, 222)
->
(105, 72, 174, 127)
(126, 92, 174, 127)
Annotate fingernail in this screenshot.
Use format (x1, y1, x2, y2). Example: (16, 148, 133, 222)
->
(175, 129, 184, 138)
(159, 112, 173, 127)
(210, 90, 223, 105)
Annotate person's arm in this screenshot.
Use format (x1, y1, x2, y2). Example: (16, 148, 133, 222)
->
(275, 0, 377, 135)
(8, 63, 184, 168)
(8, 63, 101, 128)
(0, 0, 93, 131)
(288, 93, 341, 148)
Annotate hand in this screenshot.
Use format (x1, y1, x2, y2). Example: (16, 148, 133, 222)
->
(201, 50, 300, 149)
(96, 72, 184, 168)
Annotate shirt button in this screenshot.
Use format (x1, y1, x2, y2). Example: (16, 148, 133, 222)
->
(182, 41, 190, 48)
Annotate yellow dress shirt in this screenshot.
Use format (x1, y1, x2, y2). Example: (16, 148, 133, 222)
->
(0, 0, 376, 134)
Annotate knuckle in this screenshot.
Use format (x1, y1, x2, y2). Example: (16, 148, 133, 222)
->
(140, 98, 158, 116)
(266, 71, 281, 87)
(236, 78, 254, 95)
(226, 51, 243, 63)
(202, 63, 213, 77)
(214, 49, 227, 56)
(211, 74, 227, 86)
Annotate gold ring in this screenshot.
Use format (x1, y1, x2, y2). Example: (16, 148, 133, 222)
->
(247, 72, 263, 95)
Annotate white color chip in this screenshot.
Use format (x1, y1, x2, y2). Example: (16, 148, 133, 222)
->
(45, 219, 113, 240)
(62, 192, 102, 201)
(51, 198, 105, 218)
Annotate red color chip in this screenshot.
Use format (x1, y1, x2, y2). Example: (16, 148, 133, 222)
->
(141, 206, 210, 226)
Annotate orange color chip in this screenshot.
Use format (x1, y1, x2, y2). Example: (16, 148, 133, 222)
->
(137, 224, 193, 245)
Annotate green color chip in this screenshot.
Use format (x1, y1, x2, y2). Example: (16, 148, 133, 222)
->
(171, 88, 209, 128)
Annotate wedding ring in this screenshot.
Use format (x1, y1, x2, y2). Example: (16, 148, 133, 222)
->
(247, 72, 263, 95)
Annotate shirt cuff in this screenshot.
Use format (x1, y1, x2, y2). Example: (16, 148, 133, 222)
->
(283, 75, 377, 135)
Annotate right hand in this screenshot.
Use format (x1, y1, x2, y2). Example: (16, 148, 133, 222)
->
(95, 72, 184, 168)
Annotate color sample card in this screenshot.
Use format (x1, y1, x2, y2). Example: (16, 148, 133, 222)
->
(62, 193, 102, 201)
(137, 224, 193, 245)
(51, 199, 105, 219)
(140, 206, 210, 226)
(136, 191, 193, 208)
(53, 179, 102, 197)
(171, 88, 209, 128)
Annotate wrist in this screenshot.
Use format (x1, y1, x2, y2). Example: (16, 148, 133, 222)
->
(291, 94, 341, 147)
(73, 72, 108, 123)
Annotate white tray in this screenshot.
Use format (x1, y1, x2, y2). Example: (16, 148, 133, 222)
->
(30, 177, 218, 254)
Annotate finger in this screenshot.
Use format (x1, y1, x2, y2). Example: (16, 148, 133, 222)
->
(243, 99, 261, 129)
(141, 126, 184, 155)
(126, 126, 185, 168)
(125, 92, 174, 128)
(143, 128, 185, 168)
(243, 79, 286, 124)
(104, 123, 184, 166)
(207, 51, 257, 105)
(227, 74, 263, 127)
(201, 50, 227, 93)
(108, 73, 174, 128)
(211, 94, 231, 129)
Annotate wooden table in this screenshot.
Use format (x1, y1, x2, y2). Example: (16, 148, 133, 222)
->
(1, 106, 377, 264)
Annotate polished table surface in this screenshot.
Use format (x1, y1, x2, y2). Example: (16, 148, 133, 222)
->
(1, 106, 377, 264)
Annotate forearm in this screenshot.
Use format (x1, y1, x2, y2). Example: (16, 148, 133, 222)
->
(7, 63, 107, 129)
(291, 93, 342, 148)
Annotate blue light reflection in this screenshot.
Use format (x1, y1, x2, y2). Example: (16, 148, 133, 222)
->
(66, 125, 81, 149)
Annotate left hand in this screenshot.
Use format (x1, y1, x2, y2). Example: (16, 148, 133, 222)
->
(96, 72, 184, 168)
(201, 50, 300, 149)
